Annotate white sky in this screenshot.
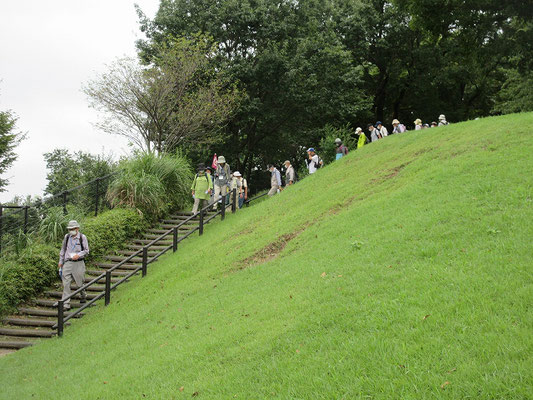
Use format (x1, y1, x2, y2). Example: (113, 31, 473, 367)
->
(0, 0, 161, 202)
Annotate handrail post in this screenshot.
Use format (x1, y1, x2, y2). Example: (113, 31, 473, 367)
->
(105, 270, 111, 306)
(232, 188, 237, 213)
(142, 246, 148, 277)
(57, 300, 64, 337)
(173, 227, 178, 252)
(94, 178, 100, 217)
(199, 208, 204, 236)
(221, 191, 226, 221)
(23, 206, 29, 234)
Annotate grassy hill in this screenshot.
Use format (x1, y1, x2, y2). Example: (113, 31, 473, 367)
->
(1, 113, 532, 399)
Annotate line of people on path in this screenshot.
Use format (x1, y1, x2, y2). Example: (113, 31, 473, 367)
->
(264, 114, 451, 197)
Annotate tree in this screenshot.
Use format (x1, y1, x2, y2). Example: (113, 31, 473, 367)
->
(84, 37, 240, 154)
(0, 109, 25, 192)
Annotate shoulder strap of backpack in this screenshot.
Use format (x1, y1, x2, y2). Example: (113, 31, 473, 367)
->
(62, 234, 69, 254)
(79, 234, 85, 252)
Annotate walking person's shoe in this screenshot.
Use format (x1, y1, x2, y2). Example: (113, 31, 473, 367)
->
(53, 301, 71, 310)
(80, 294, 87, 304)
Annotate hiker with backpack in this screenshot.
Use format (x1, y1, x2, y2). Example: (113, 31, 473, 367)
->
(230, 171, 247, 208)
(438, 114, 449, 126)
(392, 119, 406, 134)
(212, 155, 231, 210)
(284, 160, 296, 186)
(414, 118, 423, 130)
(267, 164, 282, 196)
(191, 164, 213, 214)
(367, 123, 381, 142)
(376, 121, 389, 138)
(334, 138, 349, 160)
(306, 148, 323, 174)
(54, 220, 89, 310)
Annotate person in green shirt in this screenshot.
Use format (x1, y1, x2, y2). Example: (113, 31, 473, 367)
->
(191, 164, 213, 214)
(356, 127, 366, 149)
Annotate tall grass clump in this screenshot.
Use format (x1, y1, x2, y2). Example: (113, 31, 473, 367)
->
(106, 152, 193, 219)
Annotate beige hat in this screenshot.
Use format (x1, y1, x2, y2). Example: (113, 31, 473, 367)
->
(284, 160, 291, 165)
(233, 171, 242, 177)
(392, 119, 400, 125)
(439, 114, 446, 121)
(355, 127, 362, 133)
(218, 155, 226, 163)
(67, 220, 80, 229)
(414, 118, 422, 125)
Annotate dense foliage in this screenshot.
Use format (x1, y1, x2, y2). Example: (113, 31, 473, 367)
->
(136, 0, 533, 176)
(106, 152, 193, 220)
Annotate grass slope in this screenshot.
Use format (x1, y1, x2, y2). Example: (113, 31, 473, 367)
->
(1, 113, 532, 399)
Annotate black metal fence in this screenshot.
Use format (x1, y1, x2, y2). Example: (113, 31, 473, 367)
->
(54, 188, 267, 336)
(0, 173, 115, 254)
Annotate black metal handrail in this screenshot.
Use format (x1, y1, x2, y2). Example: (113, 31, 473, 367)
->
(53, 188, 252, 336)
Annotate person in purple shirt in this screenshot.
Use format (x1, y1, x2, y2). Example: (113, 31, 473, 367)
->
(54, 220, 89, 310)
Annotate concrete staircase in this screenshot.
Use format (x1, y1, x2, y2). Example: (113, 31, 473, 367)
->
(0, 210, 216, 355)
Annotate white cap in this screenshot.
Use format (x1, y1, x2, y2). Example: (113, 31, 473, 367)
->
(233, 171, 242, 177)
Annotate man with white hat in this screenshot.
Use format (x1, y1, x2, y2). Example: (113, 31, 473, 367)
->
(212, 155, 231, 210)
(231, 171, 247, 208)
(438, 114, 449, 126)
(283, 160, 296, 186)
(56, 220, 89, 310)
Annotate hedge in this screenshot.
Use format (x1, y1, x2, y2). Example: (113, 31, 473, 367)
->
(0, 207, 148, 318)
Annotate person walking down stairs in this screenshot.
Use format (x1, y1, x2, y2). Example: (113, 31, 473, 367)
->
(191, 164, 213, 214)
(268, 164, 282, 196)
(54, 220, 89, 310)
(212, 155, 231, 210)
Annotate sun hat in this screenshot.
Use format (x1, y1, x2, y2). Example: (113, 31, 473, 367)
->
(307, 148, 315, 152)
(197, 163, 206, 171)
(392, 119, 400, 125)
(355, 127, 362, 133)
(233, 171, 242, 177)
(431, 121, 437, 126)
(284, 160, 291, 165)
(67, 220, 80, 230)
(335, 138, 342, 144)
(218, 155, 226, 163)
(438, 114, 446, 121)
(414, 118, 422, 125)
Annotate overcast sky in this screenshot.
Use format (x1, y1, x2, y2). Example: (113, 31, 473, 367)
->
(0, 0, 161, 202)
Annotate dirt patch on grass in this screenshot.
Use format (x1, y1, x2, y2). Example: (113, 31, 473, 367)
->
(372, 161, 411, 183)
(237, 226, 309, 270)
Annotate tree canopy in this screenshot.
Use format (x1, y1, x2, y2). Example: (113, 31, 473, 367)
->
(134, 0, 531, 177)
(0, 109, 24, 193)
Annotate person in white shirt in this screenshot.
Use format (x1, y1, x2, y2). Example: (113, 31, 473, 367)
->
(414, 118, 423, 130)
(376, 121, 389, 138)
(438, 114, 449, 126)
(306, 148, 322, 174)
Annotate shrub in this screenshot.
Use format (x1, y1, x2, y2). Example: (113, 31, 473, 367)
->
(0, 242, 58, 317)
(106, 152, 193, 219)
(81, 208, 147, 259)
(318, 123, 358, 165)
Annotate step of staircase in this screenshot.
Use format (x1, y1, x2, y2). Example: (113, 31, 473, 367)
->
(2, 317, 70, 328)
(86, 269, 132, 277)
(132, 239, 173, 245)
(103, 255, 144, 263)
(83, 275, 121, 283)
(0, 327, 55, 338)
(34, 299, 84, 308)
(117, 249, 161, 257)
(44, 291, 99, 300)
(17, 308, 84, 318)
(94, 263, 140, 270)
(0, 340, 33, 349)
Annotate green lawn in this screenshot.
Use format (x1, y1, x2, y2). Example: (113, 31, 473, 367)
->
(1, 113, 532, 399)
